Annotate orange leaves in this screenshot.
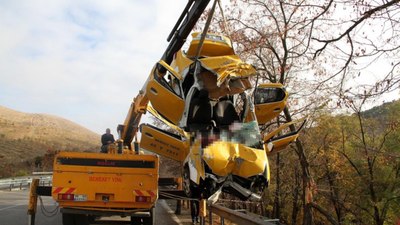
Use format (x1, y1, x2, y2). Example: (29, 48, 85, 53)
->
(305, 178, 317, 204)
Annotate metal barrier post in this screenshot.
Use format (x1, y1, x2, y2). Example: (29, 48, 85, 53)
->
(175, 177, 182, 215)
(209, 206, 213, 225)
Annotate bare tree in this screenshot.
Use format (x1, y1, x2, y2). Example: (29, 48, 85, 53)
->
(312, 0, 400, 99)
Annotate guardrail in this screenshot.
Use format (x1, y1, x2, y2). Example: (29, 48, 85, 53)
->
(209, 204, 279, 225)
(0, 175, 52, 191)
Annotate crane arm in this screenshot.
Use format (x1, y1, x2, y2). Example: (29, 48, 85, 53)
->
(117, 87, 148, 150)
(161, 0, 211, 66)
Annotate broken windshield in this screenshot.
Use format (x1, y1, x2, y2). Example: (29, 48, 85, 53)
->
(226, 121, 262, 148)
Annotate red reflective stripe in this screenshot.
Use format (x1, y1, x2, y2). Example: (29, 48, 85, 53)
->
(64, 188, 76, 194)
(53, 187, 63, 194)
(148, 191, 156, 197)
(135, 190, 144, 196)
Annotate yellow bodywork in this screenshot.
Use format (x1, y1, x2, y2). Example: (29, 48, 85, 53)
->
(255, 83, 288, 124)
(189, 139, 206, 183)
(146, 62, 185, 125)
(199, 55, 256, 87)
(52, 152, 159, 210)
(146, 104, 188, 138)
(170, 50, 193, 74)
(140, 124, 189, 162)
(202, 141, 269, 180)
(186, 32, 235, 58)
(171, 33, 256, 100)
(266, 134, 299, 153)
(263, 118, 306, 154)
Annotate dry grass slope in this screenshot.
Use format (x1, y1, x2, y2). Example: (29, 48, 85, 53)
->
(0, 105, 101, 177)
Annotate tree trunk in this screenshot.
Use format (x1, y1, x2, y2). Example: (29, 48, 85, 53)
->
(311, 202, 339, 225)
(291, 166, 300, 225)
(272, 153, 281, 219)
(303, 181, 313, 225)
(283, 107, 313, 225)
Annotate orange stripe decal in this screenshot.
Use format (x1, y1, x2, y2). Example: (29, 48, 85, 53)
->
(134, 190, 156, 197)
(148, 191, 156, 197)
(53, 187, 63, 194)
(135, 190, 144, 196)
(65, 188, 76, 194)
(53, 187, 76, 194)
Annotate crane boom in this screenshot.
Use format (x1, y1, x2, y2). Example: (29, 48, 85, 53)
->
(162, 0, 210, 65)
(118, 0, 210, 150)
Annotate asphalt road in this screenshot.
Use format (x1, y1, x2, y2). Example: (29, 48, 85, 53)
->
(0, 189, 193, 225)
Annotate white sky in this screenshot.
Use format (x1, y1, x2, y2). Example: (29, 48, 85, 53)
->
(0, 0, 191, 135)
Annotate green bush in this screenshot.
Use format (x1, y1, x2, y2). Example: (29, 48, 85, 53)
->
(15, 169, 28, 177)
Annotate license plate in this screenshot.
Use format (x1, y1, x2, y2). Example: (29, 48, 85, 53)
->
(74, 194, 87, 201)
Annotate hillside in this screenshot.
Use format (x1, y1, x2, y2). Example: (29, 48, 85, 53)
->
(362, 99, 400, 120)
(0, 105, 101, 177)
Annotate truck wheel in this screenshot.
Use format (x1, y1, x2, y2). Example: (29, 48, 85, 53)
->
(75, 214, 89, 225)
(88, 215, 96, 223)
(130, 216, 142, 225)
(131, 208, 155, 225)
(62, 213, 74, 225)
(143, 207, 155, 225)
(62, 213, 89, 225)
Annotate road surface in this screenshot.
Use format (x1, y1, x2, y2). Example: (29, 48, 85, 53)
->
(0, 189, 194, 225)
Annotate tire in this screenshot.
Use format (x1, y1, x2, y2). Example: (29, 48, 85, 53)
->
(130, 216, 142, 225)
(88, 215, 96, 223)
(131, 208, 155, 225)
(62, 213, 89, 225)
(62, 213, 74, 225)
(143, 207, 155, 225)
(75, 214, 89, 225)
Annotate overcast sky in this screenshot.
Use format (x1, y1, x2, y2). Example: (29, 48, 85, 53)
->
(0, 0, 190, 135)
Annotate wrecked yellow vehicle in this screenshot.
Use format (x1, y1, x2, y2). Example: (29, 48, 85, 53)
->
(135, 32, 304, 200)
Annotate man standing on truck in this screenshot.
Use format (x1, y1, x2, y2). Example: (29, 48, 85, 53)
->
(101, 128, 115, 153)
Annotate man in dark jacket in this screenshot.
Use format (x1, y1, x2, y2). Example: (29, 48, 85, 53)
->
(101, 128, 115, 153)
